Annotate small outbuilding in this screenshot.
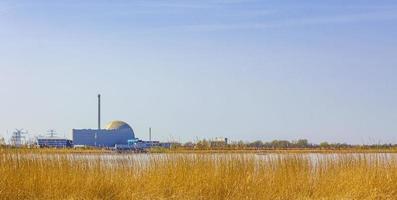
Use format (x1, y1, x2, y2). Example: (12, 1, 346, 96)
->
(37, 136, 73, 148)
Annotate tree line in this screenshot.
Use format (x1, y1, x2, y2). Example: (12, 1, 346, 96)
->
(172, 139, 397, 150)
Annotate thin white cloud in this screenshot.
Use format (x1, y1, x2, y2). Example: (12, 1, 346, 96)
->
(211, 0, 259, 4)
(293, 11, 397, 25)
(130, 0, 260, 9)
(179, 11, 397, 32)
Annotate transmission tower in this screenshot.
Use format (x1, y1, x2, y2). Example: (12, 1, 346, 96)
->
(10, 129, 27, 147)
(48, 129, 57, 137)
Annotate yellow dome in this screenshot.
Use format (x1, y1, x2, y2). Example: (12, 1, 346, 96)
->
(105, 120, 132, 130)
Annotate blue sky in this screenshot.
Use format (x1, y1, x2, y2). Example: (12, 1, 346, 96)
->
(1, 0, 397, 144)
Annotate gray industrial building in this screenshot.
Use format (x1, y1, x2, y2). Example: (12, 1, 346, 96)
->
(73, 120, 135, 147)
(37, 136, 73, 148)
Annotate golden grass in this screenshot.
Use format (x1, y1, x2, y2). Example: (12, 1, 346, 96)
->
(1, 151, 397, 200)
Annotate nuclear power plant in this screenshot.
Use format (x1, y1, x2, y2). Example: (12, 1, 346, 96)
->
(70, 94, 170, 149)
(72, 94, 132, 147)
(15, 94, 170, 149)
(73, 120, 135, 147)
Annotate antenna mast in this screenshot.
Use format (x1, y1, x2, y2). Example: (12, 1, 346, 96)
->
(149, 127, 152, 142)
(98, 94, 101, 130)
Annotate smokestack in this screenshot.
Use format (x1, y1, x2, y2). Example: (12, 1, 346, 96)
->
(98, 94, 101, 130)
(149, 127, 152, 142)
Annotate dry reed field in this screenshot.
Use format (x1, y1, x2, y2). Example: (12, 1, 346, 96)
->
(1, 150, 397, 200)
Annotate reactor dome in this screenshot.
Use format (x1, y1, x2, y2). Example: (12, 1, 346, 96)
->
(105, 120, 133, 131)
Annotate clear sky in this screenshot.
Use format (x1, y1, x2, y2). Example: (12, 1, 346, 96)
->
(1, 0, 397, 144)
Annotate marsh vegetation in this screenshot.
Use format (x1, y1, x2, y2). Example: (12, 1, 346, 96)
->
(1, 149, 396, 199)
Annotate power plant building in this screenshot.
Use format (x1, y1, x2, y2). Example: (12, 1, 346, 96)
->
(73, 121, 135, 147)
(37, 136, 73, 148)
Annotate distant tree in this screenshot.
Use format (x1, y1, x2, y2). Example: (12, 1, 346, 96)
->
(248, 140, 263, 148)
(319, 142, 330, 148)
(271, 140, 291, 148)
(295, 139, 309, 148)
(228, 140, 246, 149)
(263, 142, 272, 148)
(332, 143, 351, 149)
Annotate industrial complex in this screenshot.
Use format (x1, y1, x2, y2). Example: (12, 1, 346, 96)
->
(34, 94, 171, 150)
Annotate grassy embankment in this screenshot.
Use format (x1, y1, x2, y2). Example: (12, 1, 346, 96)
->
(1, 149, 397, 199)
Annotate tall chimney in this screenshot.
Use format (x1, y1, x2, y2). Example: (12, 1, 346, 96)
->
(149, 127, 152, 142)
(98, 94, 101, 130)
